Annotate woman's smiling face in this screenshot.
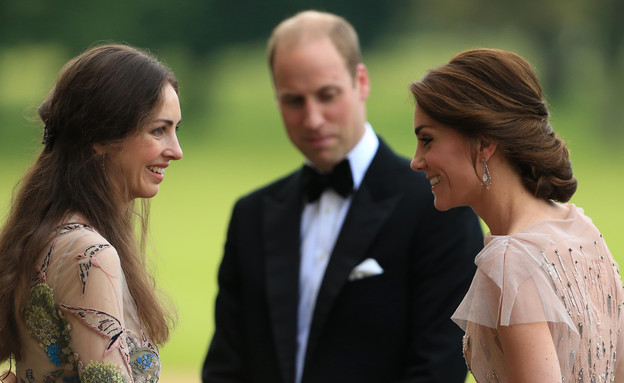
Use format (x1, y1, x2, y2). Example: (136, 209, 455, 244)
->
(410, 105, 480, 211)
(108, 83, 183, 203)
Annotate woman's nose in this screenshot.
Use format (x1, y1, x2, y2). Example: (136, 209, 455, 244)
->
(411, 152, 425, 171)
(165, 133, 183, 160)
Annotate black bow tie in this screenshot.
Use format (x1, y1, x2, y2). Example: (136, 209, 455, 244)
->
(302, 159, 354, 202)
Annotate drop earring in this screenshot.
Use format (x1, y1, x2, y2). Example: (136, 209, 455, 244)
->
(481, 158, 492, 189)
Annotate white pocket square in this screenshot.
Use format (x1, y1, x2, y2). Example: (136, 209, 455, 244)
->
(348, 258, 384, 281)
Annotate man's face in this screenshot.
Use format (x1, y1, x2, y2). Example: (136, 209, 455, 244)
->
(272, 37, 369, 173)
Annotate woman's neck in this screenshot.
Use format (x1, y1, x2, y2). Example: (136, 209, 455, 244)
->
(472, 162, 568, 236)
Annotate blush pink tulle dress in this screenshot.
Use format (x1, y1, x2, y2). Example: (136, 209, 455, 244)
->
(452, 204, 624, 382)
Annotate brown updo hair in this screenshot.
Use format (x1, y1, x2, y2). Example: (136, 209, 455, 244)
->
(410, 48, 577, 202)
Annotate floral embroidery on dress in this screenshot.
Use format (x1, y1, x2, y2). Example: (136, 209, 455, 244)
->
(23, 283, 76, 372)
(33, 224, 93, 286)
(42, 369, 65, 383)
(76, 243, 111, 296)
(127, 332, 160, 382)
(80, 361, 128, 383)
(59, 224, 93, 235)
(18, 223, 160, 382)
(59, 304, 131, 376)
(34, 243, 54, 284)
(20, 368, 74, 383)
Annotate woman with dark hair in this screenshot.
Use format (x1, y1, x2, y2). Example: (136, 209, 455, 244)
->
(410, 48, 623, 382)
(0, 44, 182, 382)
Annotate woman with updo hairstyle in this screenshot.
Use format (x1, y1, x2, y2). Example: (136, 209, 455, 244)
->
(410, 48, 624, 382)
(0, 44, 183, 382)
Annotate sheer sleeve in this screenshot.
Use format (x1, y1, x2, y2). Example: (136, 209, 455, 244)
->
(45, 226, 132, 382)
(454, 206, 624, 382)
(452, 233, 578, 334)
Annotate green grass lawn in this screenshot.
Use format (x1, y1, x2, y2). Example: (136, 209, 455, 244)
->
(0, 35, 622, 382)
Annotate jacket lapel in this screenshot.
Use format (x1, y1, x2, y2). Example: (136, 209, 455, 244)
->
(264, 171, 304, 383)
(304, 141, 404, 365)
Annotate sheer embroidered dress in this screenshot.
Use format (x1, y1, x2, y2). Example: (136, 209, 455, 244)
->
(15, 221, 160, 382)
(452, 204, 624, 382)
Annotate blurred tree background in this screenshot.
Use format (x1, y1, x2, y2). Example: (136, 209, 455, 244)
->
(0, 1, 622, 382)
(2, 0, 622, 142)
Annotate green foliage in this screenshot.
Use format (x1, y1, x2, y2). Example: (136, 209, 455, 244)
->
(0, 0, 404, 57)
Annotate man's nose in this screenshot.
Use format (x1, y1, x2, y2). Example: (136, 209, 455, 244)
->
(303, 100, 324, 129)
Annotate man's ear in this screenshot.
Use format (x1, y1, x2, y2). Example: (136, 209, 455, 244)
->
(355, 63, 370, 100)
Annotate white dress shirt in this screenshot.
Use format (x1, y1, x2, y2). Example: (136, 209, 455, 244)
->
(295, 123, 379, 383)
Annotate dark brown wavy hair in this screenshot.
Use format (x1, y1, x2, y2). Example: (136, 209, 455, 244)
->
(0, 44, 177, 362)
(410, 48, 577, 202)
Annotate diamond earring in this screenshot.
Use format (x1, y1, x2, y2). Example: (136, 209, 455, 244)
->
(481, 158, 492, 189)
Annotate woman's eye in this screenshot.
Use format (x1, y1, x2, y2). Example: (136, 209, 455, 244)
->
(418, 136, 432, 146)
(281, 95, 304, 108)
(152, 127, 165, 136)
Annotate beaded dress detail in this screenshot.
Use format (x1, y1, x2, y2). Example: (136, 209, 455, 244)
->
(15, 221, 160, 382)
(452, 204, 624, 382)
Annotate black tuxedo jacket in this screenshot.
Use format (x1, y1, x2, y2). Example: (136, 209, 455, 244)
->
(202, 139, 483, 383)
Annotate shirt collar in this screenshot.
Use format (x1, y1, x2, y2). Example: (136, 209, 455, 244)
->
(346, 122, 379, 191)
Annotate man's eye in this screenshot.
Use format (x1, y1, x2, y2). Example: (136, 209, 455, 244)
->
(319, 91, 338, 102)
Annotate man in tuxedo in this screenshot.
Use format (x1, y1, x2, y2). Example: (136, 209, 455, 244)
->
(202, 10, 483, 383)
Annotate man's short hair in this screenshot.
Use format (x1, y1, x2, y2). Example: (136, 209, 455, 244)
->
(267, 10, 362, 79)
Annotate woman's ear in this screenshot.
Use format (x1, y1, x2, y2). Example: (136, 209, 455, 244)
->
(479, 140, 498, 161)
(92, 143, 106, 155)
